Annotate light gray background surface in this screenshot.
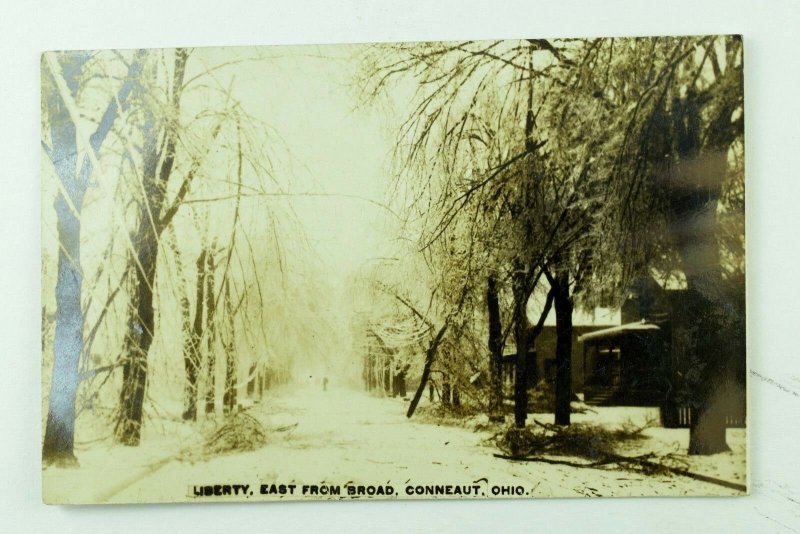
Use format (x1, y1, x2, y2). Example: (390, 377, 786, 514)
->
(2, 0, 798, 532)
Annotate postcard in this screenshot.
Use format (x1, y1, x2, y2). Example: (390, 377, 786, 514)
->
(41, 35, 746, 504)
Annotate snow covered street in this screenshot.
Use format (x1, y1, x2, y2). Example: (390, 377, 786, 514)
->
(43, 386, 745, 503)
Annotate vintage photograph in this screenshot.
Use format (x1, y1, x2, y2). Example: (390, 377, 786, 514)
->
(41, 35, 746, 504)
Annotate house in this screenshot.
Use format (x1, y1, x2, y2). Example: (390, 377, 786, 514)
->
(578, 321, 667, 406)
(576, 275, 746, 428)
(499, 302, 620, 398)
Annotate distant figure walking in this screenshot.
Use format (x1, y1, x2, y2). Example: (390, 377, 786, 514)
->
(323, 377, 329, 392)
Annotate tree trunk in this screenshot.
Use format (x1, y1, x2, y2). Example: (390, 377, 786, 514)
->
(363, 353, 369, 390)
(43, 193, 83, 464)
(184, 249, 206, 420)
(115, 49, 189, 445)
(686, 286, 729, 454)
(204, 250, 216, 415)
(681, 270, 729, 454)
(396, 368, 407, 397)
(165, 227, 200, 422)
(383, 358, 392, 395)
(43, 51, 142, 463)
(553, 273, 573, 426)
(669, 93, 730, 454)
(115, 61, 164, 446)
(372, 355, 378, 391)
(223, 348, 237, 414)
(442, 382, 451, 406)
(223, 283, 237, 414)
(42, 57, 84, 464)
(365, 353, 372, 391)
(487, 276, 504, 413)
(529, 287, 555, 386)
(115, 231, 158, 446)
(512, 274, 531, 428)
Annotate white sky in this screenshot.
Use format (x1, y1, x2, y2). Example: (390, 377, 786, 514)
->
(199, 45, 399, 280)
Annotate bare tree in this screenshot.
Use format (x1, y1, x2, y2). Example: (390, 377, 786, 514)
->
(605, 36, 744, 453)
(41, 50, 145, 464)
(361, 40, 608, 427)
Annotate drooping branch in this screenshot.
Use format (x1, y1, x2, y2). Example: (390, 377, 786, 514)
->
(406, 323, 449, 419)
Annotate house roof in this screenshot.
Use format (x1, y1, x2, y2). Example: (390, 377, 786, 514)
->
(577, 321, 661, 343)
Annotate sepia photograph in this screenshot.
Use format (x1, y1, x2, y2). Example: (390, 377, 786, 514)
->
(40, 35, 746, 504)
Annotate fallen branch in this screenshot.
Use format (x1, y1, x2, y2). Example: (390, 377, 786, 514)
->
(493, 452, 746, 492)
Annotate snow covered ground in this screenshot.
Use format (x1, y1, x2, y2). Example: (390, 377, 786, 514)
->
(43, 387, 746, 504)
(558, 406, 747, 488)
